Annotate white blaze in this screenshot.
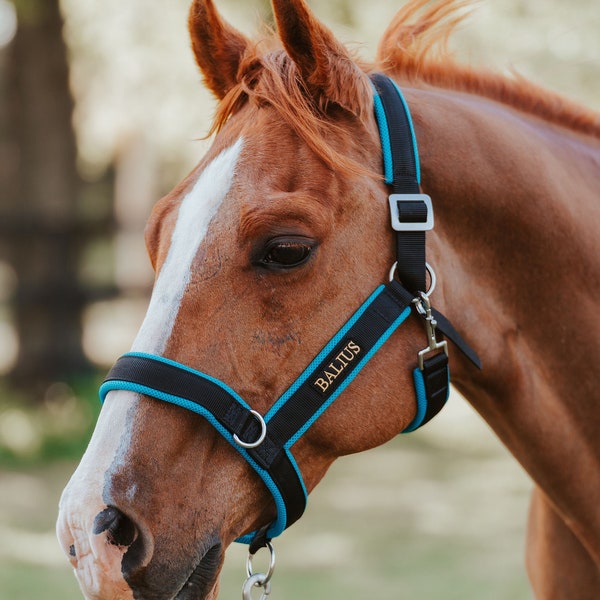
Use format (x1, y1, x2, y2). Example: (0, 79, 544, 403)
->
(131, 138, 244, 354)
(56, 139, 244, 598)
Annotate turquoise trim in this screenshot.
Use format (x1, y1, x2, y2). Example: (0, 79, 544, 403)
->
(389, 80, 421, 184)
(285, 447, 308, 498)
(402, 365, 450, 433)
(402, 367, 428, 433)
(285, 305, 412, 448)
(372, 91, 394, 185)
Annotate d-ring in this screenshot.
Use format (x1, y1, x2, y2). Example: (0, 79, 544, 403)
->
(233, 410, 267, 449)
(388, 261, 437, 297)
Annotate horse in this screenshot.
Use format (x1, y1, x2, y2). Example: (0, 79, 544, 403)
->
(56, 0, 600, 598)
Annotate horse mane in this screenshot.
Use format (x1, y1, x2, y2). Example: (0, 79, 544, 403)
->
(210, 0, 600, 153)
(377, 0, 600, 138)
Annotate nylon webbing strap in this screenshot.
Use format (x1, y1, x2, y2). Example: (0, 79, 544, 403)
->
(431, 307, 481, 369)
(371, 73, 481, 370)
(420, 353, 450, 421)
(371, 72, 450, 432)
(250, 280, 414, 469)
(100, 353, 306, 542)
(371, 73, 426, 295)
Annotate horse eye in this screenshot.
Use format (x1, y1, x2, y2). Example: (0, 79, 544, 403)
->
(260, 238, 314, 269)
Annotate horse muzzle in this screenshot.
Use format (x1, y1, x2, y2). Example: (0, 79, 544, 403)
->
(56, 390, 228, 600)
(57, 500, 224, 600)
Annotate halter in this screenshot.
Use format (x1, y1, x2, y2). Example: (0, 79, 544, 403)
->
(99, 73, 480, 552)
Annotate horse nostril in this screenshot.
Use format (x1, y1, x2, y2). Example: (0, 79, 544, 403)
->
(93, 507, 138, 547)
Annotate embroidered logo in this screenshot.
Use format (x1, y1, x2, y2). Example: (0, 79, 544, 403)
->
(313, 340, 361, 394)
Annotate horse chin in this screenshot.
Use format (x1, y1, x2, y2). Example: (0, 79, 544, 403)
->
(121, 540, 224, 600)
(172, 542, 223, 600)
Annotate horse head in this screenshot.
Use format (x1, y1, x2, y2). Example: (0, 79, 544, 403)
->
(57, 1, 464, 598)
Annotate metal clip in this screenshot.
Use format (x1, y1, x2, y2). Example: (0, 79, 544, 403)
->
(413, 291, 448, 370)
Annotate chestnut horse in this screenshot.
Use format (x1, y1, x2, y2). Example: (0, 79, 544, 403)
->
(57, 0, 600, 598)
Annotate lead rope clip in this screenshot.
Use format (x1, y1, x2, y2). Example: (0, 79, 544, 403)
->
(413, 291, 448, 370)
(242, 541, 275, 600)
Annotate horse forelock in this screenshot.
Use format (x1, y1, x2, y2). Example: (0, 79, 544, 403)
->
(210, 48, 376, 178)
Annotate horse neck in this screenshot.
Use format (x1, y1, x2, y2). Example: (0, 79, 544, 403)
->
(404, 85, 599, 388)
(403, 85, 600, 559)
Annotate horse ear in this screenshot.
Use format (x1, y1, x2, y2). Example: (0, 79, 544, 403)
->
(188, 0, 251, 100)
(271, 0, 367, 115)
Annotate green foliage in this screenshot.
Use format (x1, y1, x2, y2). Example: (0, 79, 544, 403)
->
(0, 374, 102, 466)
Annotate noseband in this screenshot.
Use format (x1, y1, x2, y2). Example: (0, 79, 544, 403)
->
(100, 74, 480, 550)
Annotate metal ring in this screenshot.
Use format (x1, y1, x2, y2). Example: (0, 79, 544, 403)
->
(233, 410, 267, 449)
(388, 261, 437, 297)
(424, 262, 437, 297)
(242, 573, 271, 600)
(246, 541, 276, 584)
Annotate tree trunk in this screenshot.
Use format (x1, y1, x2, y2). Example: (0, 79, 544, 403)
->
(0, 0, 90, 397)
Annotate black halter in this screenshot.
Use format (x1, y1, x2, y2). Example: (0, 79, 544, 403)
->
(99, 73, 480, 550)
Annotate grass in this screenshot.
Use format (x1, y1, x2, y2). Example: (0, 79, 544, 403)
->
(218, 415, 533, 600)
(0, 391, 533, 599)
(0, 376, 102, 465)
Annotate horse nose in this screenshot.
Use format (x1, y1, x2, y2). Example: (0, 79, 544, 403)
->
(57, 504, 151, 598)
(93, 507, 138, 548)
(93, 506, 153, 581)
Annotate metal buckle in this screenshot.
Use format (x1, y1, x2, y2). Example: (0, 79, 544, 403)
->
(388, 194, 434, 231)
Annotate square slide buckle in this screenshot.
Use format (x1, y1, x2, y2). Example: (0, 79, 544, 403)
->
(388, 194, 434, 232)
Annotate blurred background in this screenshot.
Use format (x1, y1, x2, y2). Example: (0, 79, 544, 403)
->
(0, 0, 597, 598)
